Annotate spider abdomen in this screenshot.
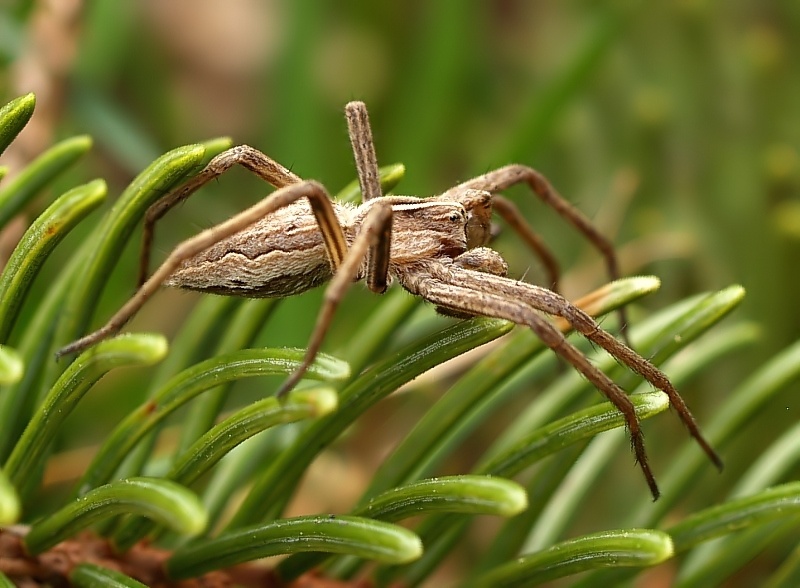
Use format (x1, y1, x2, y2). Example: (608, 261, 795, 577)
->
(164, 199, 345, 297)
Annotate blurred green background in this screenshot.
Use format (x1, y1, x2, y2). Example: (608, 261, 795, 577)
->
(0, 0, 799, 582)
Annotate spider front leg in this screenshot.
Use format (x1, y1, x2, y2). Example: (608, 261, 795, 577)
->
(139, 145, 303, 287)
(57, 180, 348, 359)
(443, 165, 631, 342)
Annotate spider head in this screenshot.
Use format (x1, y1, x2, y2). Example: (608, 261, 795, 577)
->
(383, 198, 468, 263)
(450, 189, 493, 249)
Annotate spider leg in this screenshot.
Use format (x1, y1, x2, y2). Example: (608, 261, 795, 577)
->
(139, 145, 302, 287)
(444, 258, 723, 473)
(57, 180, 348, 358)
(345, 101, 382, 202)
(275, 199, 394, 397)
(400, 261, 660, 499)
(343, 102, 390, 292)
(442, 164, 631, 344)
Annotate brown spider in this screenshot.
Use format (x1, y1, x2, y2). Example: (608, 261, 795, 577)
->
(59, 102, 722, 499)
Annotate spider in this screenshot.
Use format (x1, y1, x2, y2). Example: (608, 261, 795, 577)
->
(59, 101, 722, 499)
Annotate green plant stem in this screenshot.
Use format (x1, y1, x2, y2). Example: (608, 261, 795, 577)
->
(70, 564, 147, 588)
(175, 299, 280, 456)
(677, 519, 797, 588)
(0, 259, 76, 461)
(226, 317, 514, 528)
(110, 295, 241, 482)
(342, 288, 420, 374)
(382, 394, 668, 587)
(0, 135, 93, 228)
(0, 179, 107, 342)
(477, 391, 668, 478)
(74, 348, 348, 496)
(0, 93, 35, 158)
(111, 386, 338, 551)
(632, 335, 800, 526)
(667, 482, 800, 552)
(199, 428, 285, 530)
(4, 334, 167, 492)
(166, 515, 422, 580)
(24, 477, 206, 554)
(678, 416, 800, 584)
(475, 444, 587, 575)
(467, 529, 672, 588)
(0, 468, 19, 524)
(278, 475, 527, 581)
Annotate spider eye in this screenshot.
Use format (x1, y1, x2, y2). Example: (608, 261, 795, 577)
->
(449, 212, 462, 222)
